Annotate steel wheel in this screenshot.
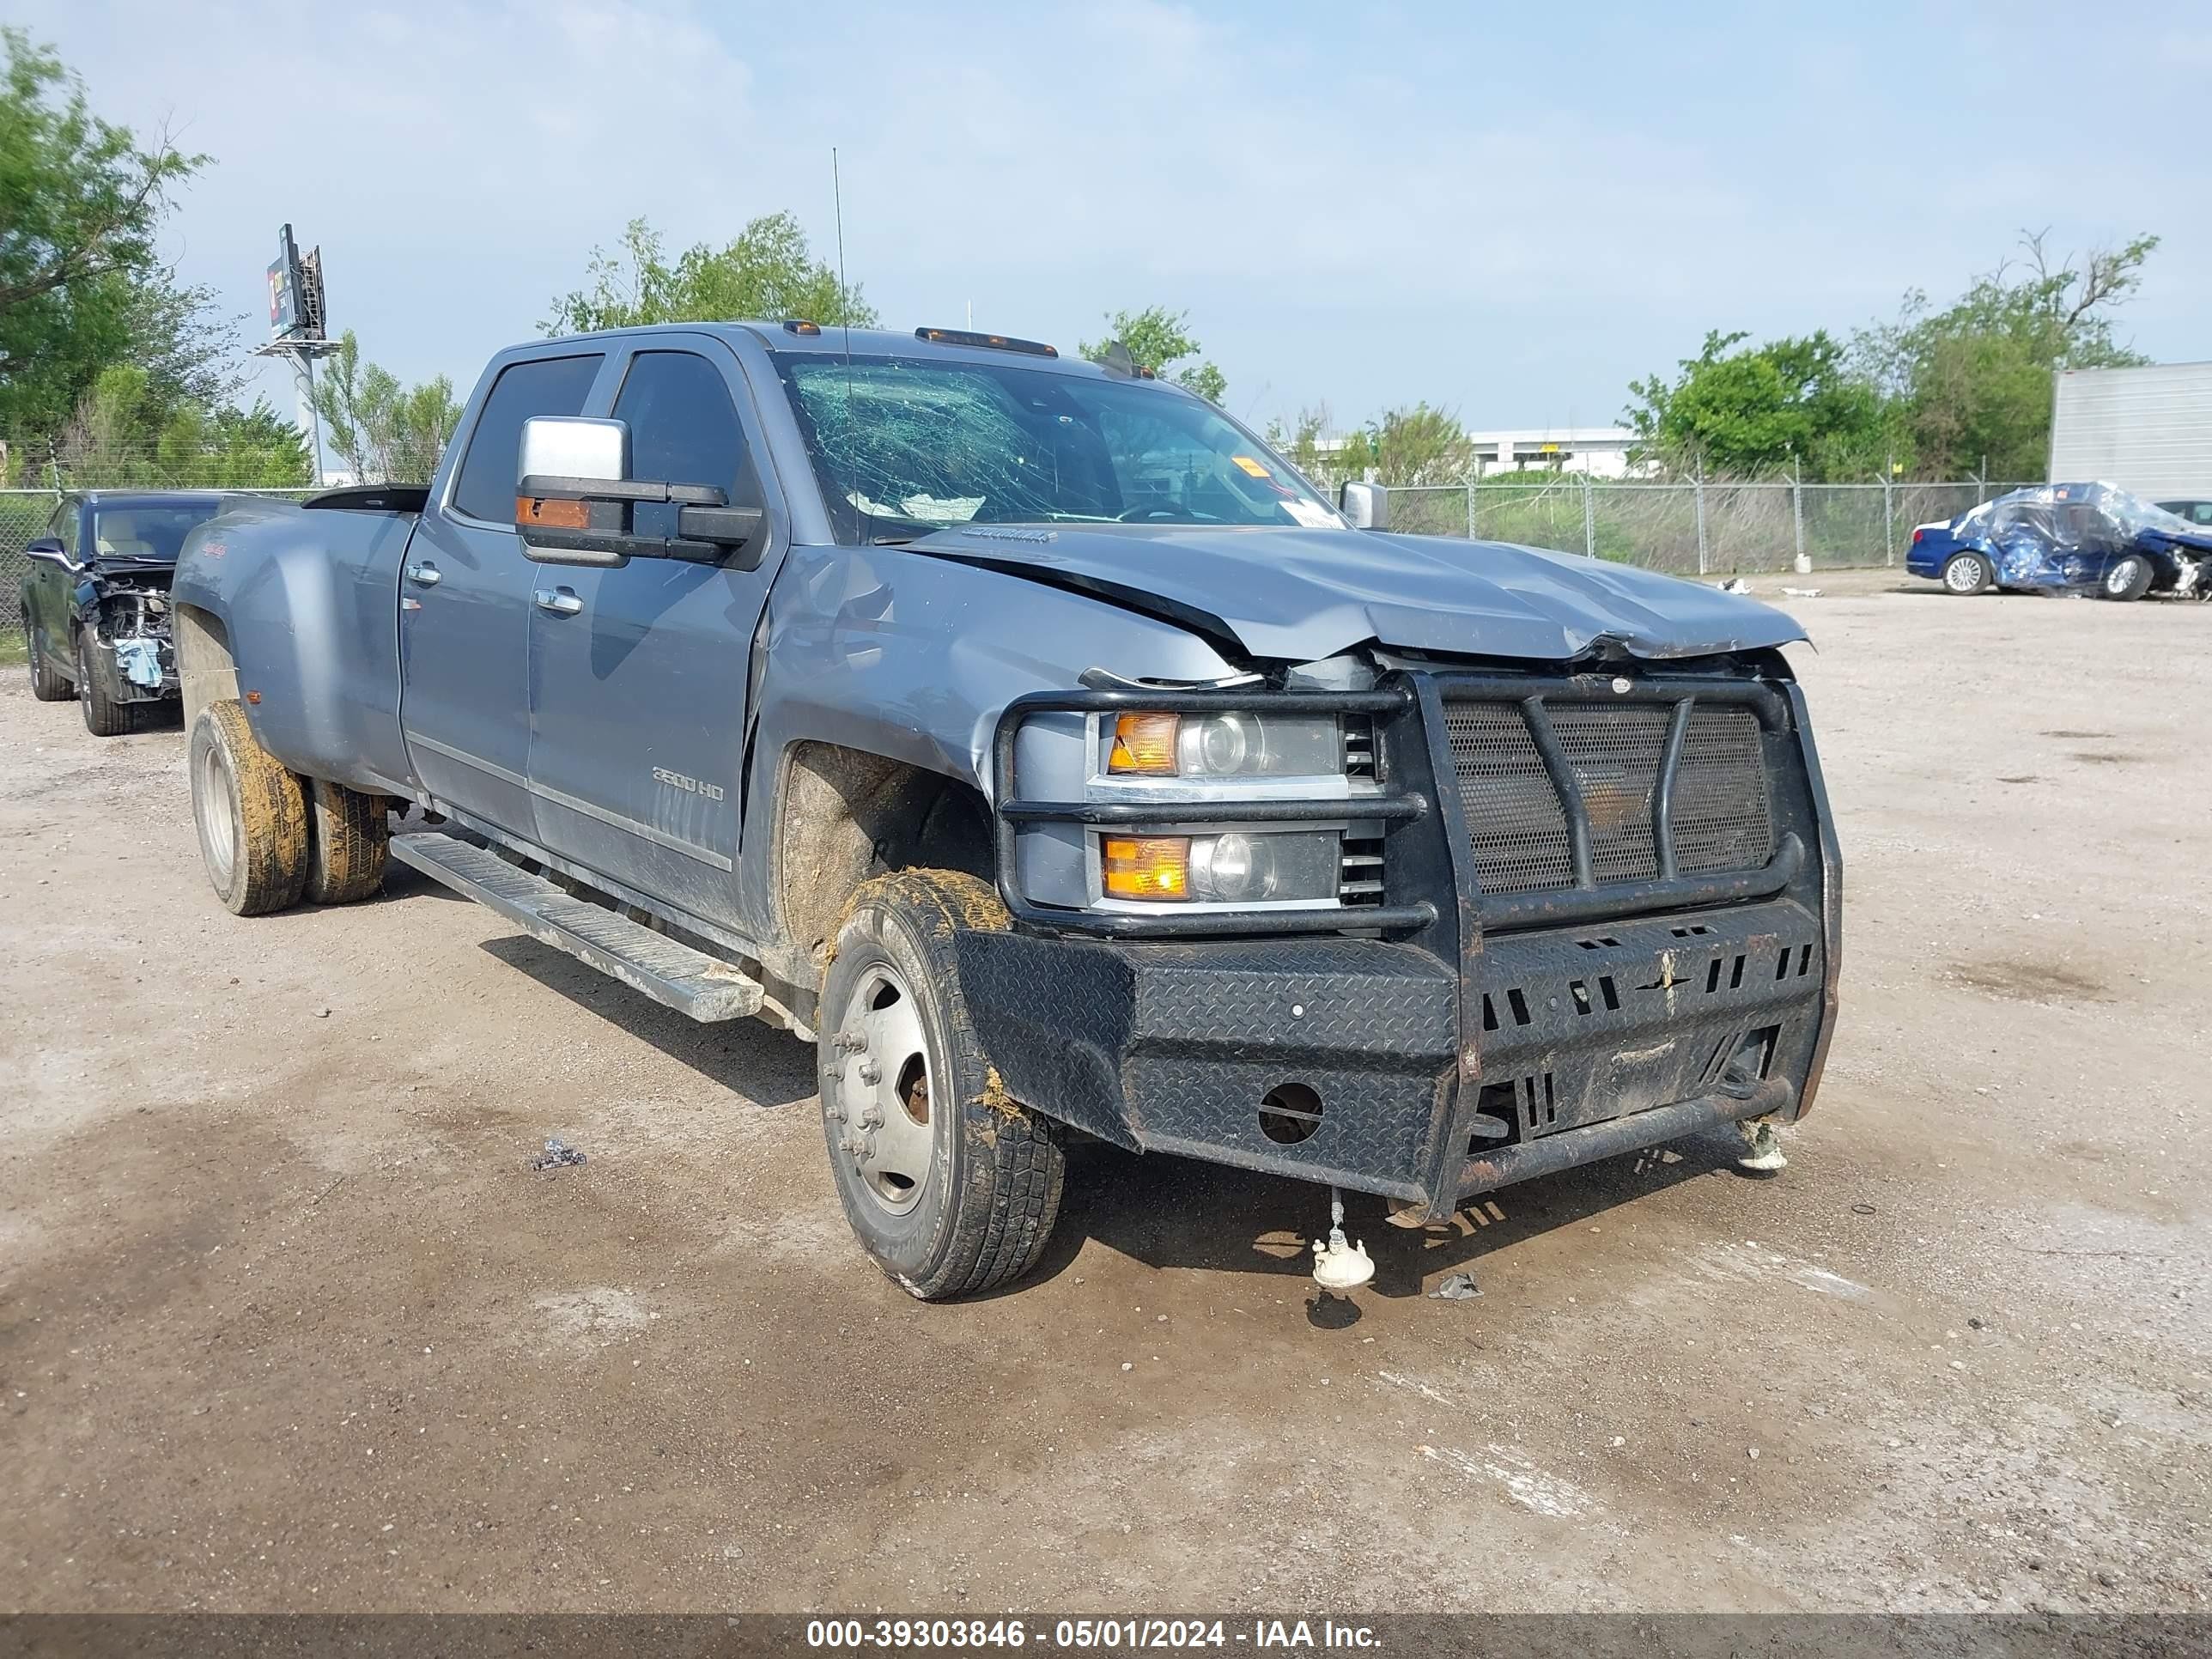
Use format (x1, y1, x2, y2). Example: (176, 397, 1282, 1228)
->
(830, 963, 938, 1216)
(198, 739, 238, 889)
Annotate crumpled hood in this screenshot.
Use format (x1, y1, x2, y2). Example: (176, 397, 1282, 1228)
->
(909, 523, 1806, 663)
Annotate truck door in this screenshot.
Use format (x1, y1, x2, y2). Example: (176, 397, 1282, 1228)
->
(399, 350, 605, 838)
(524, 341, 776, 918)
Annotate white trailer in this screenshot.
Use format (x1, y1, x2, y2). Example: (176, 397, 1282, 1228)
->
(2049, 362, 2212, 498)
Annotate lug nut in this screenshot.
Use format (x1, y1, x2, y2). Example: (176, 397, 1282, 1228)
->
(857, 1106, 884, 1130)
(858, 1060, 881, 1085)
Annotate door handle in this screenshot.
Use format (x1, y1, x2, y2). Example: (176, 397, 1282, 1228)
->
(533, 587, 583, 616)
(404, 562, 441, 586)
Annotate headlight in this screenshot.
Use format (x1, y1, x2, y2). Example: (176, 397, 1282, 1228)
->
(1106, 712, 1341, 778)
(1102, 830, 1342, 903)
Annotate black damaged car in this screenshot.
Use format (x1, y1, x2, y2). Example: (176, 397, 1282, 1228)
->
(19, 490, 227, 735)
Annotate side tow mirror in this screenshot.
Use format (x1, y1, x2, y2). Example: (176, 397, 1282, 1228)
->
(515, 415, 763, 569)
(1339, 481, 1389, 531)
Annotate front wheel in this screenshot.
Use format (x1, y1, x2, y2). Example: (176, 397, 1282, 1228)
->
(1942, 552, 1993, 596)
(818, 870, 1066, 1299)
(2100, 555, 2153, 602)
(190, 699, 309, 915)
(76, 630, 134, 736)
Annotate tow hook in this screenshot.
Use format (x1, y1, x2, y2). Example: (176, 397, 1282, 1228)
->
(1310, 1186, 1375, 1291)
(1735, 1115, 1788, 1172)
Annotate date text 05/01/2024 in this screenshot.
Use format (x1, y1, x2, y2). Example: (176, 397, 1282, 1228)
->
(803, 1619, 1382, 1650)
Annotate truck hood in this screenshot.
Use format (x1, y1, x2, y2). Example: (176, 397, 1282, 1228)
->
(909, 523, 1807, 664)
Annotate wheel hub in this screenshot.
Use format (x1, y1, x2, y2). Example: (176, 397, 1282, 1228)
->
(827, 964, 935, 1215)
(198, 744, 236, 885)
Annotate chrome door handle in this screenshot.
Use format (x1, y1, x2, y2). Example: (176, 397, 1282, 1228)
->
(533, 588, 583, 616)
(404, 562, 441, 586)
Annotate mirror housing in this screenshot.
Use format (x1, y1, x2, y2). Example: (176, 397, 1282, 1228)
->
(515, 415, 763, 569)
(24, 537, 78, 572)
(1339, 481, 1389, 531)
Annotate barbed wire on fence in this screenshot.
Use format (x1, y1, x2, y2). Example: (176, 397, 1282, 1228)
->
(1, 472, 2033, 635)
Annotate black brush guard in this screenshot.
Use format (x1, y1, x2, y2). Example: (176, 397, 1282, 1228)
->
(963, 668, 1843, 1218)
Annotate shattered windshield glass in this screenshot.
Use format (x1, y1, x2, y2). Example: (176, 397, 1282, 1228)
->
(772, 353, 1340, 543)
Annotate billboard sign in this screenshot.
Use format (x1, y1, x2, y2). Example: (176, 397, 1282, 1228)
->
(267, 224, 302, 339)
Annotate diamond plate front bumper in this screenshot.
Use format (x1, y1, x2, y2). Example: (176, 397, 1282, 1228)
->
(968, 667, 1843, 1217)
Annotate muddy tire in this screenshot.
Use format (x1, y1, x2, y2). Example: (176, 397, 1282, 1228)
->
(2100, 554, 2153, 602)
(26, 621, 71, 701)
(818, 870, 1065, 1300)
(76, 629, 135, 736)
(1941, 552, 1992, 596)
(305, 779, 390, 904)
(190, 699, 308, 916)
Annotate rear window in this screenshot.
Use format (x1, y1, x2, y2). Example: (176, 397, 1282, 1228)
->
(451, 354, 604, 523)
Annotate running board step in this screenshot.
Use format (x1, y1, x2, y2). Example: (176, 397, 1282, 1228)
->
(389, 833, 763, 1023)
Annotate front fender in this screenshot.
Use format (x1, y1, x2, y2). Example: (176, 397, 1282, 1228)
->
(734, 543, 1240, 942)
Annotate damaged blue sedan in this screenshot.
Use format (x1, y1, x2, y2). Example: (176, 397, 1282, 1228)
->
(1907, 482, 2212, 600)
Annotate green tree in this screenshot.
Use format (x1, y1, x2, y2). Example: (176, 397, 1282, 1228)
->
(1856, 230, 2158, 480)
(1079, 306, 1226, 403)
(545, 214, 874, 335)
(52, 364, 309, 488)
(1265, 403, 1339, 485)
(1626, 329, 1897, 480)
(1334, 403, 1473, 485)
(0, 28, 207, 439)
(307, 331, 461, 483)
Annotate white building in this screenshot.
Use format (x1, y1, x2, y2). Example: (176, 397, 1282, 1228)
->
(1464, 426, 1638, 478)
(1296, 425, 1642, 478)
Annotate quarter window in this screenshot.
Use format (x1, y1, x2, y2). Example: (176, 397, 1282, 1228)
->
(451, 354, 605, 524)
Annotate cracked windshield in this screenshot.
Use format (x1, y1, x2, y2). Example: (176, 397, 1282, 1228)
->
(774, 353, 1341, 542)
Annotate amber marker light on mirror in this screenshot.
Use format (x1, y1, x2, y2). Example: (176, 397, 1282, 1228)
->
(1103, 836, 1190, 900)
(1108, 712, 1180, 775)
(517, 495, 590, 530)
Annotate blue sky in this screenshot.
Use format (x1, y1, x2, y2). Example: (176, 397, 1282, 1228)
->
(18, 0, 2211, 437)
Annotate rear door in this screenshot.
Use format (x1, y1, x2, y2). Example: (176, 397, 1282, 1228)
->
(399, 350, 606, 837)
(21, 497, 75, 672)
(524, 337, 780, 917)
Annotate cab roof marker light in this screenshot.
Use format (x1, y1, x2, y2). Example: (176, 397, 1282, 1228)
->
(782, 319, 822, 335)
(914, 327, 1058, 358)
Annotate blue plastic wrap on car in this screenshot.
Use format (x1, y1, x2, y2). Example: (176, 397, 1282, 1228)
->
(1950, 482, 2212, 593)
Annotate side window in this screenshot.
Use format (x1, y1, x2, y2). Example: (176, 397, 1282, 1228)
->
(612, 350, 753, 503)
(450, 354, 605, 524)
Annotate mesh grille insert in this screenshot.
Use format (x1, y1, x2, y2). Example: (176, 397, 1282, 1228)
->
(1444, 705, 1573, 895)
(1445, 694, 1776, 900)
(1674, 707, 1774, 873)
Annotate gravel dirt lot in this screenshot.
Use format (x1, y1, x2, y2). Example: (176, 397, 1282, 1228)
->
(3, 571, 2207, 1615)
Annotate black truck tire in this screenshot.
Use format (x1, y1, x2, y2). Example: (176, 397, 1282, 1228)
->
(305, 779, 391, 904)
(190, 699, 309, 916)
(76, 629, 135, 736)
(26, 620, 71, 701)
(818, 869, 1066, 1299)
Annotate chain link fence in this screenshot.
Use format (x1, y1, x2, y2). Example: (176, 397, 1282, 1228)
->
(1389, 478, 2034, 575)
(3, 473, 2036, 637)
(2, 486, 318, 634)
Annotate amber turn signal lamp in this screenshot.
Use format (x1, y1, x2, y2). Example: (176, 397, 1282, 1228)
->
(1108, 712, 1180, 775)
(1103, 836, 1190, 900)
(517, 495, 590, 530)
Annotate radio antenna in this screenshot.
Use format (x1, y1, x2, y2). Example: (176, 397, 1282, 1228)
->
(831, 147, 866, 542)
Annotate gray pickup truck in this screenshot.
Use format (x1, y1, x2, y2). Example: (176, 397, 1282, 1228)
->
(171, 321, 1840, 1299)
